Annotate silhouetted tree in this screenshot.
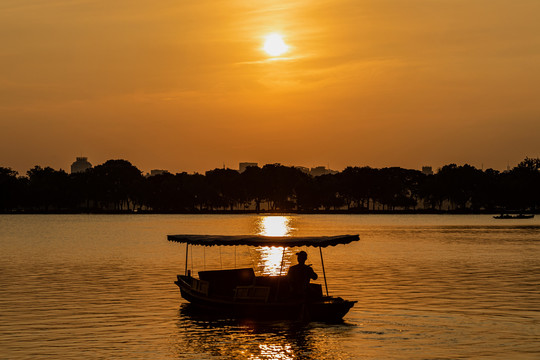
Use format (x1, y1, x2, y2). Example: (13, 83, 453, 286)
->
(2, 156, 538, 213)
(431, 164, 485, 210)
(68, 170, 95, 211)
(0, 167, 24, 211)
(420, 172, 444, 210)
(27, 166, 70, 211)
(205, 168, 243, 211)
(469, 169, 499, 211)
(406, 169, 427, 210)
(90, 160, 143, 211)
(143, 172, 175, 211)
(296, 176, 320, 211)
(260, 164, 307, 210)
(339, 167, 378, 210)
(316, 174, 344, 210)
(240, 166, 266, 212)
(375, 167, 421, 210)
(500, 157, 540, 211)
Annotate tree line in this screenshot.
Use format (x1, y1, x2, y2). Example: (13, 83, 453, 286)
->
(0, 158, 538, 213)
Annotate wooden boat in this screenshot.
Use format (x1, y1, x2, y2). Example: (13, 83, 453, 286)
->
(167, 234, 359, 322)
(493, 214, 534, 219)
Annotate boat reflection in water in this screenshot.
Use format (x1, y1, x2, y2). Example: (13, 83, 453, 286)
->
(252, 216, 294, 276)
(176, 304, 324, 360)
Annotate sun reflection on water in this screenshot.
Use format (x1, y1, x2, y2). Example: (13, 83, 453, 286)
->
(254, 216, 294, 276)
(258, 216, 291, 237)
(247, 343, 294, 360)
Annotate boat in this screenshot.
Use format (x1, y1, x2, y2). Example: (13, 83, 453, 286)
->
(167, 234, 359, 322)
(493, 213, 535, 219)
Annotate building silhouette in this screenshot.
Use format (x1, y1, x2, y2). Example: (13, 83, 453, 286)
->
(70, 157, 92, 174)
(239, 162, 258, 173)
(148, 169, 168, 177)
(421, 166, 434, 175)
(310, 166, 338, 177)
(294, 166, 310, 174)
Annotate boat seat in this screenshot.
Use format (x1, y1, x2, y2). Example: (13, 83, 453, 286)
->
(255, 275, 291, 300)
(199, 268, 256, 297)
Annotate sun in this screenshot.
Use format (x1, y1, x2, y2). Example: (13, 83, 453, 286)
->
(263, 33, 289, 57)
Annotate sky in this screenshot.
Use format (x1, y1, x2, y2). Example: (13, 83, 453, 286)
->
(1, 0, 539, 175)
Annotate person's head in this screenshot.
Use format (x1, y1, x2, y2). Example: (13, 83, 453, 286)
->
(296, 251, 307, 264)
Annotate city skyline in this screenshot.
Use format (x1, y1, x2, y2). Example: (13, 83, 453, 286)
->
(3, 155, 530, 177)
(1, 1, 539, 175)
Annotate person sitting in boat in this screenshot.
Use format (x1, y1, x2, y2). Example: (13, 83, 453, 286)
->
(287, 251, 318, 298)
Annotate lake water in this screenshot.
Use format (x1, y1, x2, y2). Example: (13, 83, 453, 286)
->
(0, 214, 539, 359)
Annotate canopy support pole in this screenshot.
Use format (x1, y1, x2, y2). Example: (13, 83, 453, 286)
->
(276, 247, 286, 300)
(319, 247, 329, 296)
(184, 243, 189, 276)
(279, 247, 286, 276)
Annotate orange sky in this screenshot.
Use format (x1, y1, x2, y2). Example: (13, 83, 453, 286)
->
(1, 0, 539, 174)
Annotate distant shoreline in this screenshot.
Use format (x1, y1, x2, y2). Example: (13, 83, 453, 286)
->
(2, 209, 537, 215)
(3, 158, 538, 215)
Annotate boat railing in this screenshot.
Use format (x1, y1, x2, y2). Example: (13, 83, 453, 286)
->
(181, 268, 324, 303)
(177, 275, 209, 296)
(191, 278, 209, 296)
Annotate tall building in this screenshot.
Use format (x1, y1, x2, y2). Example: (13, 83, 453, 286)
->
(70, 157, 92, 174)
(239, 162, 258, 173)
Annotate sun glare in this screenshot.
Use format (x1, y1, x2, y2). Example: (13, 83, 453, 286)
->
(258, 216, 291, 237)
(263, 33, 289, 57)
(254, 216, 293, 276)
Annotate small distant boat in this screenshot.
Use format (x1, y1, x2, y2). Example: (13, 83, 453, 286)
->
(493, 213, 535, 219)
(167, 234, 359, 322)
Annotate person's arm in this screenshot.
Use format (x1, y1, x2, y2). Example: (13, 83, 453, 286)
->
(310, 267, 318, 280)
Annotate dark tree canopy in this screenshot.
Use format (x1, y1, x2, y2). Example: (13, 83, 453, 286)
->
(1, 157, 538, 213)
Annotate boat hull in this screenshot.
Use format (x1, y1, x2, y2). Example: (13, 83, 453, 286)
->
(175, 276, 355, 322)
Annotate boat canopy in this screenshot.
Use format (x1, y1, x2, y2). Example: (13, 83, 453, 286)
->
(167, 234, 359, 248)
